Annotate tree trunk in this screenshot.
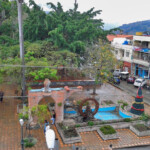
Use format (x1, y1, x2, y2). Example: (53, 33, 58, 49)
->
(92, 83, 97, 95)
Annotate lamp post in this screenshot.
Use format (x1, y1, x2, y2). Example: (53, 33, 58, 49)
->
(19, 119, 24, 150)
(17, 0, 26, 103)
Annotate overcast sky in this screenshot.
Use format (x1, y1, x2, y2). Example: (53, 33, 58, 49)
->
(24, 0, 150, 26)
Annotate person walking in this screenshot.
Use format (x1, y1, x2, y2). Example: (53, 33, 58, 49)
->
(44, 120, 49, 134)
(51, 110, 56, 125)
(0, 90, 4, 103)
(45, 125, 55, 150)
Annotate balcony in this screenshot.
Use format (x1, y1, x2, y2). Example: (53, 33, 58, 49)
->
(133, 46, 150, 53)
(133, 56, 149, 67)
(134, 36, 150, 42)
(111, 43, 133, 50)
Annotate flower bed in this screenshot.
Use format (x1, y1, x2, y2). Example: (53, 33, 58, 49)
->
(130, 124, 150, 137)
(56, 123, 81, 144)
(97, 125, 119, 140)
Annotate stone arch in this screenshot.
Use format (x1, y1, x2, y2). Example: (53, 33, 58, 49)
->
(28, 84, 83, 123)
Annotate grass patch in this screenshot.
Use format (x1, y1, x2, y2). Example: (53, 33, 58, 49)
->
(100, 125, 116, 135)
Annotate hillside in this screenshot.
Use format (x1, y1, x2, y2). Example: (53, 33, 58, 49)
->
(118, 20, 150, 35)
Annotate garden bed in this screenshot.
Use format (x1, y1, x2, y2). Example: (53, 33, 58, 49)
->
(97, 125, 119, 140)
(130, 124, 150, 137)
(56, 123, 81, 144)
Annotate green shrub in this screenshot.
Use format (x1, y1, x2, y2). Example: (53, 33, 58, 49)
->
(18, 113, 29, 120)
(75, 124, 81, 128)
(100, 125, 116, 135)
(121, 105, 124, 110)
(88, 121, 94, 126)
(57, 102, 62, 107)
(76, 100, 81, 105)
(123, 118, 131, 122)
(24, 137, 37, 148)
(140, 113, 150, 121)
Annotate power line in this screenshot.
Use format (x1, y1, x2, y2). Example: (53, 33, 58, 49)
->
(2, 94, 136, 98)
(0, 64, 150, 71)
(0, 64, 80, 69)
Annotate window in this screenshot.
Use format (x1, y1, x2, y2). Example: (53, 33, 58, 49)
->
(126, 52, 129, 57)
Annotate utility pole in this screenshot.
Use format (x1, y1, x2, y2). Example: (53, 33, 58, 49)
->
(17, 0, 26, 103)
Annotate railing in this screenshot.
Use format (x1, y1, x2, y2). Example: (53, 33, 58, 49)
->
(133, 55, 149, 62)
(111, 43, 133, 50)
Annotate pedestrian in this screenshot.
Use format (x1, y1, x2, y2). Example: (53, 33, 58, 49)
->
(0, 90, 4, 103)
(44, 120, 49, 134)
(45, 125, 55, 150)
(51, 110, 56, 125)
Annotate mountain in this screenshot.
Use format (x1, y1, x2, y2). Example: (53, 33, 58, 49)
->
(118, 20, 150, 35)
(103, 23, 119, 30)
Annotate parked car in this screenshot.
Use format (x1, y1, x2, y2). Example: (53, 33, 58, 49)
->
(120, 72, 129, 81)
(133, 78, 147, 87)
(113, 69, 121, 77)
(127, 76, 136, 84)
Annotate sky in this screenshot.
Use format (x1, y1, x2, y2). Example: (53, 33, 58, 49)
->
(24, 0, 150, 26)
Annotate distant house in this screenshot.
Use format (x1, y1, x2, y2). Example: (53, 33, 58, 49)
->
(107, 34, 133, 73)
(108, 34, 150, 79)
(107, 35, 133, 43)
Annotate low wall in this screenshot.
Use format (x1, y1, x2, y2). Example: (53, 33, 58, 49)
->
(56, 124, 81, 144)
(130, 125, 150, 137)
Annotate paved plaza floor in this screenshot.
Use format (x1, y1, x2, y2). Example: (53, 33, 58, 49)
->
(0, 83, 150, 150)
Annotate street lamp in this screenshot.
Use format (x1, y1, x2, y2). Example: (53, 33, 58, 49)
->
(19, 119, 24, 150)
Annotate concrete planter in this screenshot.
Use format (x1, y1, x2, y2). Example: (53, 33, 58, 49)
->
(97, 129, 119, 140)
(130, 125, 150, 137)
(56, 124, 81, 144)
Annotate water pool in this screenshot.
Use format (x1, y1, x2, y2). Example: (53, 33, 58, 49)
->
(94, 112, 122, 120)
(64, 106, 131, 121)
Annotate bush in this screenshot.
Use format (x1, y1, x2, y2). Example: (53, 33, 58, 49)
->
(100, 125, 116, 135)
(57, 102, 62, 107)
(140, 113, 150, 121)
(88, 121, 94, 126)
(24, 137, 37, 148)
(18, 113, 29, 120)
(123, 118, 131, 122)
(75, 124, 81, 128)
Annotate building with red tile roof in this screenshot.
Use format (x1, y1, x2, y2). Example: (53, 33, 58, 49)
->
(107, 34, 133, 42)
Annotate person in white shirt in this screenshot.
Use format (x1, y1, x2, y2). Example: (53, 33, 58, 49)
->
(45, 125, 55, 150)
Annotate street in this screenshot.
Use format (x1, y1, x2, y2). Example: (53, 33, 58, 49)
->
(117, 80, 150, 105)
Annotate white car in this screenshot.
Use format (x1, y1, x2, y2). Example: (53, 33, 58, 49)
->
(134, 78, 147, 87)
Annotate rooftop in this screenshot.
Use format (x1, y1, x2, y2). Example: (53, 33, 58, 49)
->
(107, 34, 133, 42)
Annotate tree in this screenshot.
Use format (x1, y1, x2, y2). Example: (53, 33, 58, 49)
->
(84, 40, 118, 94)
(46, 1, 104, 54)
(23, 0, 48, 41)
(31, 105, 50, 126)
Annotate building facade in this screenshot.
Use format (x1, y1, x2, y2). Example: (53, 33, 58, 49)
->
(132, 35, 150, 78)
(108, 35, 133, 73)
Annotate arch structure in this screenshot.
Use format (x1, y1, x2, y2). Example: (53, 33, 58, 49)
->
(28, 83, 83, 123)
